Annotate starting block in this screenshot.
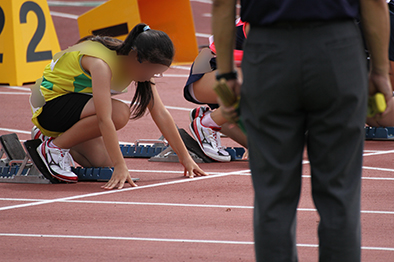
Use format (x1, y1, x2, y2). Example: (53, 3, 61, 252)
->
(150, 128, 213, 163)
(121, 138, 168, 158)
(149, 128, 246, 163)
(0, 133, 51, 184)
(72, 166, 139, 182)
(149, 128, 247, 163)
(0, 133, 139, 184)
(365, 126, 394, 140)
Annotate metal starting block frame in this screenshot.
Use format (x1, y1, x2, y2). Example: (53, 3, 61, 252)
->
(149, 128, 246, 163)
(365, 126, 394, 140)
(0, 133, 50, 184)
(0, 133, 139, 184)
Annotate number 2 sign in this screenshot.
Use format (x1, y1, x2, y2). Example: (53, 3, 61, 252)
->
(0, 0, 60, 86)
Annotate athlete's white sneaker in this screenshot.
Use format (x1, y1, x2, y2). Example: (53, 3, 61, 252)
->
(37, 139, 77, 182)
(31, 126, 50, 142)
(189, 116, 231, 162)
(189, 106, 210, 123)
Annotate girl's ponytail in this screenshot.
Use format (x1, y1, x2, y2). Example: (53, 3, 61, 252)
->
(123, 23, 174, 119)
(117, 23, 147, 55)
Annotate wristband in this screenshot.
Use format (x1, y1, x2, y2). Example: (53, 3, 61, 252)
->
(216, 71, 238, 81)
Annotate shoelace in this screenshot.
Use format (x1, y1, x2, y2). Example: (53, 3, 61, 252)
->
(215, 132, 228, 154)
(59, 149, 75, 172)
(207, 128, 219, 150)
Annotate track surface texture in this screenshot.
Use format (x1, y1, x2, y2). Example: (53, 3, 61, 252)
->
(0, 1, 393, 261)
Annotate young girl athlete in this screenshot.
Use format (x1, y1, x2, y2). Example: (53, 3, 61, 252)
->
(184, 19, 249, 162)
(29, 23, 207, 189)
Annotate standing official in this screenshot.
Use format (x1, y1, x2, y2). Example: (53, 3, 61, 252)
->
(212, 0, 392, 261)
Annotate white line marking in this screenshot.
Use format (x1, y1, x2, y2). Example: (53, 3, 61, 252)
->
(362, 166, 394, 173)
(1, 198, 393, 215)
(0, 233, 392, 251)
(0, 86, 31, 91)
(48, 1, 104, 7)
(162, 74, 189, 78)
(0, 233, 253, 245)
(190, 0, 213, 4)
(0, 171, 248, 212)
(363, 150, 394, 156)
(171, 65, 191, 70)
(0, 128, 31, 135)
(195, 32, 211, 38)
(50, 11, 79, 20)
(0, 92, 30, 95)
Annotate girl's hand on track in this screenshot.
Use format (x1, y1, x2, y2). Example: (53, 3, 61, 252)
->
(101, 164, 138, 190)
(182, 158, 208, 178)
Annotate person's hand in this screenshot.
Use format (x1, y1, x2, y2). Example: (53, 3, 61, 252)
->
(369, 70, 393, 117)
(101, 164, 137, 190)
(217, 79, 242, 124)
(181, 157, 208, 178)
(218, 99, 239, 124)
(226, 78, 242, 97)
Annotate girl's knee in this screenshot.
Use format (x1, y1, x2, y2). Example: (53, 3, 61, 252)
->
(112, 101, 130, 129)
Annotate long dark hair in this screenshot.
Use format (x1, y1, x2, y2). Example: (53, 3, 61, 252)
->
(78, 23, 175, 119)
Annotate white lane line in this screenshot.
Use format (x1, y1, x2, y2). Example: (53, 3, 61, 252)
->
(0, 92, 30, 95)
(363, 150, 394, 157)
(171, 65, 191, 70)
(195, 32, 211, 38)
(0, 233, 253, 245)
(162, 74, 189, 77)
(0, 128, 31, 135)
(1, 198, 393, 215)
(0, 233, 393, 251)
(190, 0, 213, 4)
(0, 171, 248, 212)
(50, 11, 79, 19)
(48, 1, 104, 7)
(362, 166, 394, 173)
(0, 86, 31, 91)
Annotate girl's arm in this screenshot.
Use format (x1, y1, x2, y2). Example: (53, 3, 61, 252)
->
(82, 56, 137, 189)
(148, 82, 207, 178)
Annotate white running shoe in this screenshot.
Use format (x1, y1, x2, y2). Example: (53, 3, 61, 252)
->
(189, 106, 210, 123)
(189, 116, 231, 162)
(37, 138, 77, 182)
(31, 126, 50, 142)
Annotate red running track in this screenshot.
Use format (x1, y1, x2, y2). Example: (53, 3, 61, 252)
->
(0, 1, 393, 261)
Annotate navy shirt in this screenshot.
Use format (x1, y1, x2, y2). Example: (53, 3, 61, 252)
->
(240, 0, 360, 25)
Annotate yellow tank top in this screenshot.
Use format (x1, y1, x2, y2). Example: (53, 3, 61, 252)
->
(30, 41, 130, 137)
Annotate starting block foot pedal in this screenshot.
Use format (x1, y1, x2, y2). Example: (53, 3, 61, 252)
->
(0, 134, 51, 184)
(23, 139, 60, 184)
(121, 138, 168, 158)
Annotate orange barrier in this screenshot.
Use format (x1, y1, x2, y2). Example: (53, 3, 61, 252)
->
(77, 0, 198, 64)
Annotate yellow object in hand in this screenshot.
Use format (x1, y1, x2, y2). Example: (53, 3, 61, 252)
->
(213, 79, 246, 134)
(367, 93, 386, 118)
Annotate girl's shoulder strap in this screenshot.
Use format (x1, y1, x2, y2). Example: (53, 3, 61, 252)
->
(52, 41, 119, 72)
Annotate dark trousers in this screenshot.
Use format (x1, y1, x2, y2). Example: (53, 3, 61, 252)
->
(241, 20, 367, 262)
